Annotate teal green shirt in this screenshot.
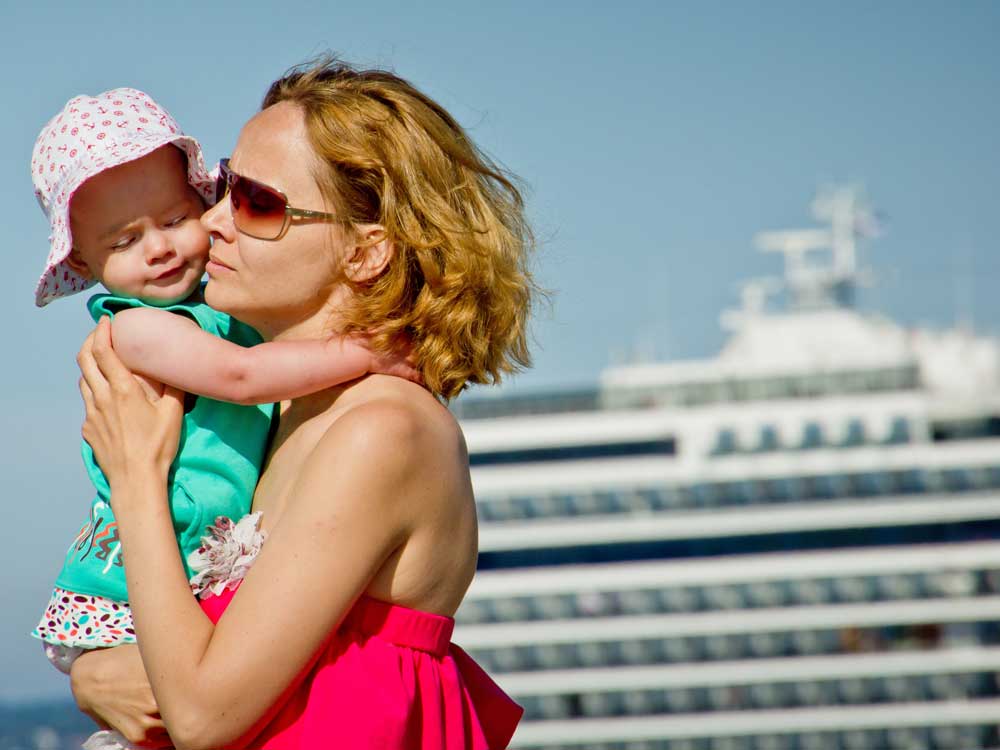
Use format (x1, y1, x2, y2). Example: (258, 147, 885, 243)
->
(55, 289, 273, 602)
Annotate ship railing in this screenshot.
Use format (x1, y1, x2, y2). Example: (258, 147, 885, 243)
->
(510, 699, 1000, 750)
(502, 646, 1000, 693)
(476, 492, 1000, 553)
(476, 464, 1000, 522)
(464, 391, 927, 458)
(458, 542, 1000, 625)
(471, 438, 1000, 501)
(467, 541, 1000, 598)
(455, 596, 1000, 651)
(504, 647, 1000, 719)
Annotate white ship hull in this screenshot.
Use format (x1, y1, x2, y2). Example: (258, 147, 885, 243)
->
(454, 188, 1000, 750)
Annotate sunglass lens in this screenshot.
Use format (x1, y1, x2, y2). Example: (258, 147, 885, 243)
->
(232, 176, 287, 240)
(215, 160, 231, 205)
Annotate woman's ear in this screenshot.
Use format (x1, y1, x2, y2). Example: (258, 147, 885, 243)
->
(64, 249, 94, 279)
(344, 226, 394, 284)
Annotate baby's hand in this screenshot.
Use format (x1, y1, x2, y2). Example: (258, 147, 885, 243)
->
(362, 335, 423, 385)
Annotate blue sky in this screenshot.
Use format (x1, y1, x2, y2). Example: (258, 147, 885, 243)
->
(1, 0, 997, 702)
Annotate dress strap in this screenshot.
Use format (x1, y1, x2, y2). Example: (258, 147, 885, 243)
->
(340, 595, 455, 657)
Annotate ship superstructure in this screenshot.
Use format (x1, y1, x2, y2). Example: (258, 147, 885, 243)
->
(453, 188, 1000, 750)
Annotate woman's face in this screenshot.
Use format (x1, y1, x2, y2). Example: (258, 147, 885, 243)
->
(201, 101, 352, 339)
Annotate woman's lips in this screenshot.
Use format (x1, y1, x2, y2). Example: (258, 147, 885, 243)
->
(206, 256, 234, 274)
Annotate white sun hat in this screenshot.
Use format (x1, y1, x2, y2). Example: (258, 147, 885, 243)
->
(31, 87, 215, 307)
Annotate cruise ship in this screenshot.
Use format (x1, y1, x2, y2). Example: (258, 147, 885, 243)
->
(452, 187, 1000, 750)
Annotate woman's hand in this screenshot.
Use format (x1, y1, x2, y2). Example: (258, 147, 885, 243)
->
(78, 317, 185, 495)
(70, 645, 171, 748)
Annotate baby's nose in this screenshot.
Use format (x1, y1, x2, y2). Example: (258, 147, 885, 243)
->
(145, 230, 174, 262)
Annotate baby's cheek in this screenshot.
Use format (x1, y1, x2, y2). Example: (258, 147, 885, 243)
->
(183, 223, 212, 262)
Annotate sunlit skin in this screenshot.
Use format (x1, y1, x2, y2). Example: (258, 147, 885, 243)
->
(60, 138, 416, 409)
(201, 101, 360, 340)
(71, 102, 477, 750)
(67, 145, 208, 306)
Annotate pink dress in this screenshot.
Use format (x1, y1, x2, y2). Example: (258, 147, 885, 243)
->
(191, 516, 522, 750)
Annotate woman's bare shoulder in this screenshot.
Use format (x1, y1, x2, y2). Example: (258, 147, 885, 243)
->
(314, 377, 467, 485)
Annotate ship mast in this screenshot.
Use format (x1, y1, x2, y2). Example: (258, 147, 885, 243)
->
(750, 186, 876, 313)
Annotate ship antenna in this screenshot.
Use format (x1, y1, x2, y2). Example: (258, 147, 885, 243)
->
(751, 186, 877, 312)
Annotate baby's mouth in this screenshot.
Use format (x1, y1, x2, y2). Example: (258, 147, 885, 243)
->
(155, 264, 186, 281)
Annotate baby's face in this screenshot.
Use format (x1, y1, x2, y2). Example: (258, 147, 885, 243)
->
(68, 145, 209, 306)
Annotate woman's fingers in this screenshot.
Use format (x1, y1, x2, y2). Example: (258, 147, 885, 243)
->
(79, 377, 99, 446)
(77, 325, 111, 402)
(79, 376, 96, 422)
(159, 385, 186, 422)
(91, 316, 136, 389)
(79, 376, 93, 406)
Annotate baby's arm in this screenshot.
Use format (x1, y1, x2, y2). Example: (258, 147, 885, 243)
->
(108, 307, 414, 405)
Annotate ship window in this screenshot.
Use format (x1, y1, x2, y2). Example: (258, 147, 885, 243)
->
(475, 499, 495, 522)
(529, 495, 564, 517)
(785, 377, 804, 398)
(801, 422, 824, 449)
(469, 437, 677, 466)
(688, 483, 716, 508)
(508, 496, 538, 519)
(763, 478, 794, 502)
(967, 467, 990, 490)
(546, 493, 574, 517)
(487, 497, 516, 521)
(715, 481, 749, 506)
(843, 371, 866, 393)
(942, 468, 974, 493)
(568, 492, 601, 516)
(770, 378, 794, 399)
(726, 481, 758, 505)
(727, 380, 751, 401)
(696, 383, 716, 405)
(848, 472, 889, 497)
(865, 371, 885, 391)
(801, 374, 825, 397)
(921, 469, 945, 492)
(813, 474, 848, 498)
(657, 386, 679, 406)
(886, 470, 918, 495)
(623, 488, 656, 513)
(593, 490, 625, 514)
(745, 379, 768, 400)
(885, 416, 911, 445)
(758, 425, 780, 452)
(654, 486, 682, 510)
(802, 475, 833, 500)
(901, 469, 927, 493)
(842, 419, 866, 447)
(712, 428, 739, 456)
(704, 381, 725, 404)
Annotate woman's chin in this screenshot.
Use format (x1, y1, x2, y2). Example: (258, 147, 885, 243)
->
(204, 278, 236, 314)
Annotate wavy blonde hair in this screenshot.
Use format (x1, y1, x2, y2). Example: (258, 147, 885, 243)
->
(262, 57, 538, 400)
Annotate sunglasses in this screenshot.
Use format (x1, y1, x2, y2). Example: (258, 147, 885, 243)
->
(215, 159, 338, 240)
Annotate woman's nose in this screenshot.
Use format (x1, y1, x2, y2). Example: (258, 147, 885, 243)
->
(201, 194, 237, 243)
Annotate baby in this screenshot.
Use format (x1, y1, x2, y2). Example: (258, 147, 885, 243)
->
(30, 88, 413, 748)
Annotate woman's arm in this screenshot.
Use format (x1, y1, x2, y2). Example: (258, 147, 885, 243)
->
(109, 306, 418, 405)
(79, 318, 431, 750)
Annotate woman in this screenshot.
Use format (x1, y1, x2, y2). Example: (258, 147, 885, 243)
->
(70, 58, 536, 750)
